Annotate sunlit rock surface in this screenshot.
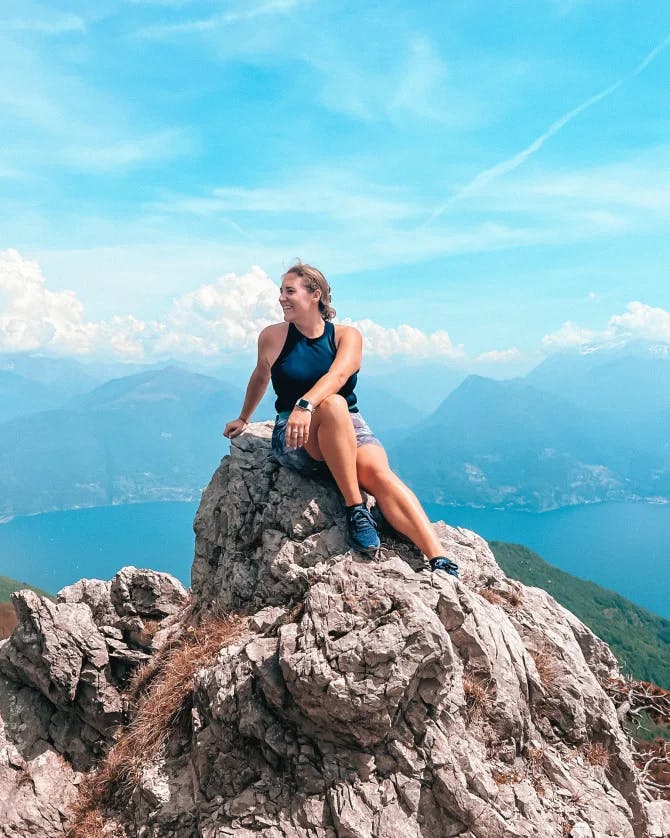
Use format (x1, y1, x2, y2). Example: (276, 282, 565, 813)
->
(0, 422, 668, 836)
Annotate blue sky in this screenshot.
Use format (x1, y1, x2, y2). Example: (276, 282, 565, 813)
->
(1, 0, 670, 370)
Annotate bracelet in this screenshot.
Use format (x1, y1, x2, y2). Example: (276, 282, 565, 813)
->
(238, 416, 249, 424)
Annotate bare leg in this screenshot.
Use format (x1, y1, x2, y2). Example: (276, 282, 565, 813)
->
(356, 444, 443, 558)
(304, 395, 363, 507)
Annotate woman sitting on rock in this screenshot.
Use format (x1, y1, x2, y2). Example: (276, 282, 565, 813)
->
(223, 262, 458, 576)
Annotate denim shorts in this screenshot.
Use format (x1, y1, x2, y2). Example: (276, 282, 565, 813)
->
(271, 410, 382, 478)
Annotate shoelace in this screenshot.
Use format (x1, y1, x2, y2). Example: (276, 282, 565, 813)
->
(348, 507, 376, 532)
(430, 556, 459, 577)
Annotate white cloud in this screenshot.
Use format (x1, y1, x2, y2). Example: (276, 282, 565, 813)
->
(0, 248, 91, 353)
(542, 302, 670, 351)
(542, 321, 596, 350)
(609, 301, 670, 342)
(166, 266, 283, 353)
(345, 318, 464, 361)
(476, 347, 522, 363)
(0, 249, 469, 362)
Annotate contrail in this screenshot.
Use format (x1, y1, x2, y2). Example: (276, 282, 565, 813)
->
(425, 32, 670, 226)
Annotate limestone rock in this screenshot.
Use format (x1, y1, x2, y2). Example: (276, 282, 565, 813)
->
(0, 568, 188, 832)
(0, 423, 667, 837)
(0, 672, 79, 836)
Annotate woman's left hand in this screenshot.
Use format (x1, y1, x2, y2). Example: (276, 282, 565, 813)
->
(285, 408, 312, 448)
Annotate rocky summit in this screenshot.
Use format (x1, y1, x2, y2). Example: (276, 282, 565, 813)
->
(1, 421, 669, 837)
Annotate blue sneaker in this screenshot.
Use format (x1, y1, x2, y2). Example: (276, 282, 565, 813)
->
(429, 556, 459, 578)
(346, 504, 380, 554)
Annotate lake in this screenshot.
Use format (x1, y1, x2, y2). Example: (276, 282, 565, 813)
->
(0, 500, 668, 619)
(426, 501, 670, 619)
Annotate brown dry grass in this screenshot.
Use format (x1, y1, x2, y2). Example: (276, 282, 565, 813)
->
(581, 741, 612, 768)
(477, 585, 523, 609)
(529, 645, 562, 690)
(463, 674, 491, 720)
(478, 588, 507, 607)
(491, 767, 521, 785)
(67, 614, 244, 838)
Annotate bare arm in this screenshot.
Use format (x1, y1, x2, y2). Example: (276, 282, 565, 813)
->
(302, 326, 362, 407)
(223, 329, 273, 438)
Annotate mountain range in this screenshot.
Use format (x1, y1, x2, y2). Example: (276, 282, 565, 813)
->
(2, 341, 670, 516)
(392, 341, 670, 510)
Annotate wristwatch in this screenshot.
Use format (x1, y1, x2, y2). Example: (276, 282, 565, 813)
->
(295, 398, 314, 413)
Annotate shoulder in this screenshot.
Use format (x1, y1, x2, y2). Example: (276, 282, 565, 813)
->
(259, 323, 288, 345)
(258, 323, 288, 366)
(333, 323, 362, 345)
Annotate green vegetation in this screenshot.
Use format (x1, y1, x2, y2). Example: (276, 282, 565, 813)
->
(0, 574, 52, 602)
(490, 541, 670, 689)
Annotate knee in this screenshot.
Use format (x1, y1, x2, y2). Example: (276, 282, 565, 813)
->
(359, 462, 394, 492)
(317, 393, 349, 419)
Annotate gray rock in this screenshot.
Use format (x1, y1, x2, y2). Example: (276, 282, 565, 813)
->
(110, 566, 188, 620)
(646, 800, 670, 838)
(0, 423, 665, 837)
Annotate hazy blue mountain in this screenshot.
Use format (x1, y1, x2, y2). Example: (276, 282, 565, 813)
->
(0, 366, 242, 518)
(391, 375, 634, 509)
(526, 342, 670, 427)
(390, 342, 670, 509)
(0, 370, 67, 423)
(0, 354, 109, 422)
(0, 352, 102, 393)
(363, 361, 466, 415)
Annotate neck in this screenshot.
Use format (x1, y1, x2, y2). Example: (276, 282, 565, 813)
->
(292, 314, 325, 339)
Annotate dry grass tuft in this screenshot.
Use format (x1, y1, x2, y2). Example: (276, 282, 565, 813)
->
(477, 584, 523, 610)
(463, 674, 491, 720)
(529, 645, 562, 690)
(504, 586, 523, 607)
(581, 741, 612, 768)
(478, 588, 507, 607)
(67, 613, 244, 838)
(491, 767, 521, 785)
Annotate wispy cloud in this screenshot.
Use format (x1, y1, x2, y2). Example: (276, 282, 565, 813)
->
(0, 14, 86, 35)
(135, 0, 303, 38)
(0, 32, 195, 174)
(62, 128, 196, 172)
(151, 173, 420, 225)
(426, 31, 670, 224)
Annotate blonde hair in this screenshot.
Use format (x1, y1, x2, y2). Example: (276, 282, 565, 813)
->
(284, 261, 336, 321)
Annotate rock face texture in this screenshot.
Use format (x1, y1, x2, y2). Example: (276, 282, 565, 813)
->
(0, 567, 187, 835)
(0, 421, 668, 836)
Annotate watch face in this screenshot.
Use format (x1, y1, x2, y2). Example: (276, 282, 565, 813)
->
(298, 399, 309, 409)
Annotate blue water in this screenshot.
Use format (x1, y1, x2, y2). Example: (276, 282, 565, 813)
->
(0, 500, 668, 620)
(0, 502, 198, 594)
(426, 502, 670, 619)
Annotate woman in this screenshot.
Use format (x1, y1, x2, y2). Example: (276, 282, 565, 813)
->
(223, 262, 458, 576)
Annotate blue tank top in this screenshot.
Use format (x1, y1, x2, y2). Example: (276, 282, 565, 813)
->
(270, 321, 358, 414)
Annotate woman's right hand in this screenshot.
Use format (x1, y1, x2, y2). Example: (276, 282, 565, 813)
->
(223, 418, 248, 439)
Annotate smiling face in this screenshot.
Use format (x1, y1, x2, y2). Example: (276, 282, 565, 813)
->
(278, 271, 321, 322)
